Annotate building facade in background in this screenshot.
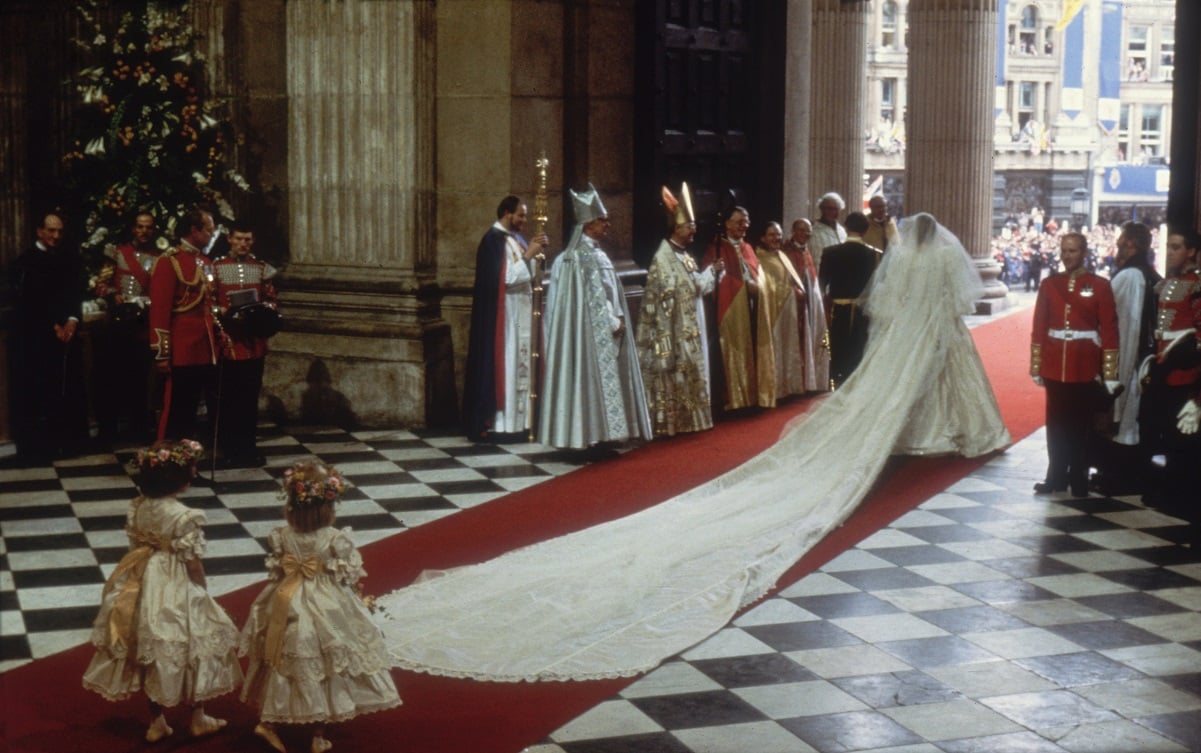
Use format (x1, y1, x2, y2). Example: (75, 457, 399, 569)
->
(865, 0, 1177, 230)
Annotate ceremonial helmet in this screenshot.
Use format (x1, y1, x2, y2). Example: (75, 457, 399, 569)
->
(661, 182, 695, 235)
(570, 183, 608, 224)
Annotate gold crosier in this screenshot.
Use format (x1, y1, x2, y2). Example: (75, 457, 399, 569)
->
(528, 153, 550, 441)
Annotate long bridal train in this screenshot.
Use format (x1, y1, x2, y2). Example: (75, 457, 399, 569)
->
(375, 213, 1010, 683)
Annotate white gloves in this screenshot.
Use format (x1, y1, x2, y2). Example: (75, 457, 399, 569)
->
(1032, 375, 1044, 387)
(1177, 399, 1201, 435)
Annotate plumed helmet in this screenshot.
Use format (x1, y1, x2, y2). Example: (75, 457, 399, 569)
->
(570, 183, 608, 224)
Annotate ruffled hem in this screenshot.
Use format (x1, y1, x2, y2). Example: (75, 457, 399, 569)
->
(257, 697, 402, 725)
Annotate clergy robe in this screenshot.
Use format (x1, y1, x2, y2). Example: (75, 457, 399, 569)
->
(809, 220, 846, 266)
(635, 239, 716, 436)
(756, 246, 807, 400)
(783, 241, 831, 392)
(538, 234, 651, 449)
(462, 223, 533, 440)
(702, 236, 773, 410)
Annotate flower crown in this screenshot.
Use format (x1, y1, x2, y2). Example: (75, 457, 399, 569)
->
(280, 463, 347, 508)
(133, 439, 203, 470)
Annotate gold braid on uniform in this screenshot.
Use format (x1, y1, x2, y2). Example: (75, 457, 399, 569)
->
(1102, 349, 1119, 381)
(169, 256, 209, 313)
(1029, 342, 1042, 377)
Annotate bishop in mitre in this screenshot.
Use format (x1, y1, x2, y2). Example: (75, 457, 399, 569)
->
(635, 183, 724, 436)
(538, 183, 652, 450)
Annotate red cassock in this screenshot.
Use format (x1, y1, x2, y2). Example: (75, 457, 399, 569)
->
(148, 246, 219, 367)
(213, 256, 278, 361)
(1031, 270, 1119, 383)
(1153, 268, 1201, 386)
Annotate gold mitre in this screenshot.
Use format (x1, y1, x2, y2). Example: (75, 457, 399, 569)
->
(661, 182, 695, 231)
(570, 182, 608, 224)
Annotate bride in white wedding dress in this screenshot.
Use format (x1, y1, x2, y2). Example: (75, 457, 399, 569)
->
(375, 212, 1010, 683)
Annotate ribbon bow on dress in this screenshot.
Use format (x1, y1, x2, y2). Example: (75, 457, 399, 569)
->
(263, 553, 321, 667)
(103, 529, 172, 652)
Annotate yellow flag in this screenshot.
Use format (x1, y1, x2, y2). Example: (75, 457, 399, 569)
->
(1055, 0, 1086, 31)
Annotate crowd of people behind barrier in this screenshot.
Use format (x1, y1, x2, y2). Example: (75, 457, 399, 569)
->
(992, 210, 1161, 291)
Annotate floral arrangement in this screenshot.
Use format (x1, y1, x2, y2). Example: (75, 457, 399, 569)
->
(64, 0, 249, 276)
(280, 463, 348, 509)
(134, 438, 204, 470)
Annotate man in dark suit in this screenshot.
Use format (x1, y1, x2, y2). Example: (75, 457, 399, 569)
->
(818, 211, 881, 388)
(7, 211, 87, 463)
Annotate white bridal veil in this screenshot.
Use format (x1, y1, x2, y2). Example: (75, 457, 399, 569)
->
(374, 213, 1009, 682)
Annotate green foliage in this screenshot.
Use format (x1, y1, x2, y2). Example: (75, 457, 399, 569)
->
(64, 0, 248, 260)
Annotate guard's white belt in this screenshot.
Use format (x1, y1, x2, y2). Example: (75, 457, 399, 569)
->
(1156, 328, 1193, 341)
(1048, 329, 1101, 346)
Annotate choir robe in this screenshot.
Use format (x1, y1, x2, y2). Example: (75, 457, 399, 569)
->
(538, 234, 651, 449)
(635, 239, 716, 436)
(462, 223, 533, 440)
(1109, 263, 1161, 445)
(756, 246, 806, 400)
(783, 241, 830, 392)
(702, 237, 773, 410)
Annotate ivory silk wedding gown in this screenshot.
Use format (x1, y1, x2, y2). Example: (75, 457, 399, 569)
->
(375, 213, 1010, 682)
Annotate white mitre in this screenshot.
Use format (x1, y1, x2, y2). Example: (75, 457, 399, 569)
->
(570, 183, 607, 224)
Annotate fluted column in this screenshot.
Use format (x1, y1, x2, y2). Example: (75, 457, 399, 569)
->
(809, 0, 867, 215)
(264, 0, 450, 427)
(906, 0, 1005, 310)
(782, 0, 812, 221)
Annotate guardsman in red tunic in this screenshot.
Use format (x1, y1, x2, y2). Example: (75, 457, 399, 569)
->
(149, 208, 220, 442)
(1030, 232, 1119, 497)
(1141, 229, 1201, 536)
(212, 221, 279, 467)
(93, 211, 163, 441)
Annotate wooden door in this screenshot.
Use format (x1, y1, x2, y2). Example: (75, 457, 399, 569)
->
(634, 0, 785, 263)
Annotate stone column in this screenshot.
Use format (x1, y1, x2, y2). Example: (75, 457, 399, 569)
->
(782, 0, 812, 220)
(264, 0, 452, 427)
(809, 0, 867, 215)
(906, 0, 1006, 312)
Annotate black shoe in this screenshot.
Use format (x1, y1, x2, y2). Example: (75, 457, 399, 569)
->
(1033, 481, 1067, 494)
(1070, 484, 1090, 498)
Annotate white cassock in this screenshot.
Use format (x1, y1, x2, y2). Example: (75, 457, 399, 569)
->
(1109, 266, 1147, 445)
(495, 232, 533, 433)
(809, 220, 847, 266)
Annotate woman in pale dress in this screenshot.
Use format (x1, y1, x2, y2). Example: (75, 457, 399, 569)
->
(241, 461, 400, 753)
(82, 439, 242, 743)
(373, 212, 1009, 684)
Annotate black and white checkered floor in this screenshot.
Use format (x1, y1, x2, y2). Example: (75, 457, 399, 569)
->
(0, 425, 588, 671)
(3, 423, 1200, 752)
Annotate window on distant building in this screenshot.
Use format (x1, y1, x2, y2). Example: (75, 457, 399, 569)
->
(1018, 81, 1035, 129)
(1019, 6, 1038, 54)
(1118, 104, 1131, 162)
(881, 77, 896, 122)
(1160, 30, 1175, 81)
(1127, 26, 1149, 80)
(1140, 104, 1162, 158)
(881, 1, 897, 48)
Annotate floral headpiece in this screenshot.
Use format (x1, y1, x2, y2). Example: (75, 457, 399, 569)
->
(133, 439, 203, 470)
(280, 462, 347, 508)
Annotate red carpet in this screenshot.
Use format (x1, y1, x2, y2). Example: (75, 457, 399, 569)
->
(0, 308, 1040, 753)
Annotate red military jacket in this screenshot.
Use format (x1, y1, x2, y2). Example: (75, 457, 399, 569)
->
(213, 255, 278, 361)
(1031, 269, 1119, 383)
(1153, 267, 1201, 386)
(95, 244, 158, 300)
(148, 243, 219, 367)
